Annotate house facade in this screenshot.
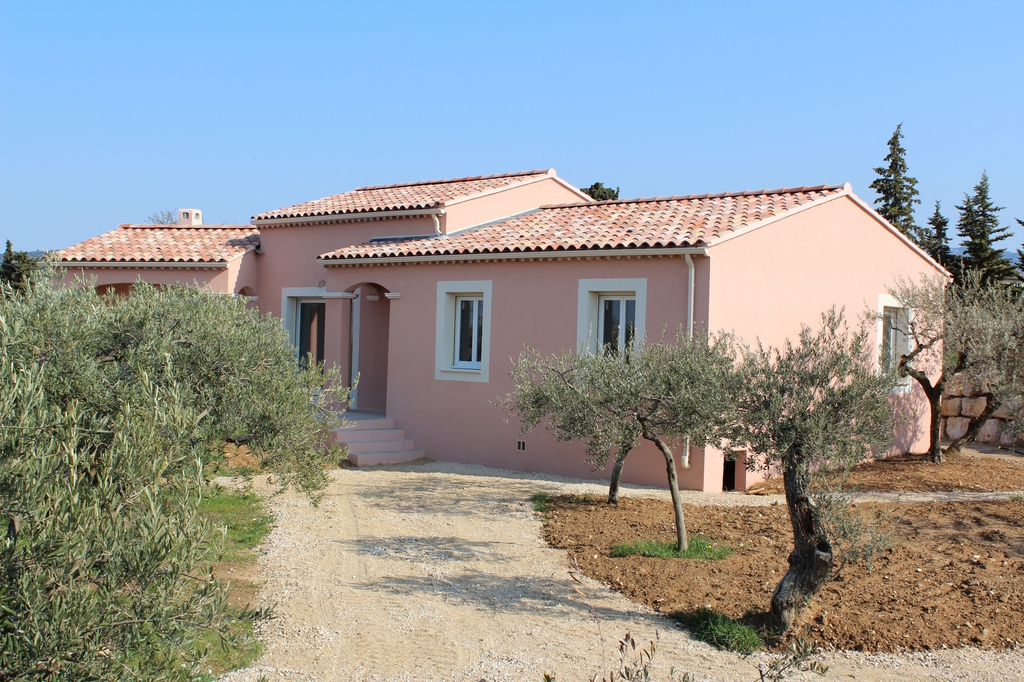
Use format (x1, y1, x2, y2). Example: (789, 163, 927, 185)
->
(59, 169, 946, 492)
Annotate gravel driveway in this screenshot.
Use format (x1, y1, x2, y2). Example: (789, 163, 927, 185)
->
(219, 461, 1024, 682)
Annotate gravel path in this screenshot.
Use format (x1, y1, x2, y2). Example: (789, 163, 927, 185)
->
(219, 461, 1024, 681)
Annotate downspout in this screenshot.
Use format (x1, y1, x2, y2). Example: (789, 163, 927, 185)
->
(431, 211, 444, 235)
(681, 253, 697, 470)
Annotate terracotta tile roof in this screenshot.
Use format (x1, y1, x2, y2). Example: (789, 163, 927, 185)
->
(253, 169, 554, 221)
(318, 184, 847, 262)
(58, 225, 260, 264)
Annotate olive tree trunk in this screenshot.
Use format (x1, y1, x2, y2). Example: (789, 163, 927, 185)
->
(769, 459, 833, 633)
(642, 429, 688, 552)
(607, 451, 628, 504)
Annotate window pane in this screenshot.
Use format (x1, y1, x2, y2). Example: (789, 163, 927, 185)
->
(458, 299, 475, 363)
(882, 307, 897, 372)
(625, 299, 636, 348)
(602, 299, 620, 349)
(476, 299, 484, 363)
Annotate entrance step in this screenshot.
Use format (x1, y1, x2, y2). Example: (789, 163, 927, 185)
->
(334, 416, 424, 466)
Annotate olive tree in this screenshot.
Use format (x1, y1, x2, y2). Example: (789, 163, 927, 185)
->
(0, 269, 348, 679)
(505, 330, 737, 551)
(884, 274, 1024, 459)
(731, 309, 897, 633)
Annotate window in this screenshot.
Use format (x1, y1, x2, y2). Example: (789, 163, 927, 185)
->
(599, 295, 636, 352)
(577, 279, 647, 354)
(436, 281, 492, 382)
(880, 306, 908, 373)
(454, 296, 484, 368)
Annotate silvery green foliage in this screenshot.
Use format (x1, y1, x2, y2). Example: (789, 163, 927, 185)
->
(732, 309, 897, 477)
(0, 269, 347, 679)
(506, 329, 738, 473)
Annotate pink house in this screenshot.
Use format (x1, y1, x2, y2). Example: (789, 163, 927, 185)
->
(59, 169, 946, 492)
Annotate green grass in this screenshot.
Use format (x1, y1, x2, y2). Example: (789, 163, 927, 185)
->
(674, 607, 765, 654)
(531, 491, 552, 514)
(196, 616, 265, 681)
(199, 486, 273, 563)
(611, 536, 732, 560)
(1010, 494, 1024, 502)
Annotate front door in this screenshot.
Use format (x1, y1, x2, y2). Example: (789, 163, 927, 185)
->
(298, 301, 326, 367)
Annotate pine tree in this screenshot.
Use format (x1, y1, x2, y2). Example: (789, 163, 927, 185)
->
(1016, 219, 1024, 282)
(869, 123, 922, 242)
(920, 201, 952, 268)
(581, 182, 620, 201)
(955, 172, 1016, 286)
(0, 240, 38, 291)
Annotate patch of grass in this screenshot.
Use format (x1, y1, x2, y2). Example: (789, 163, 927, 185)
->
(531, 491, 552, 514)
(1010, 494, 1024, 502)
(199, 486, 273, 562)
(674, 607, 765, 654)
(195, 613, 265, 681)
(611, 536, 732, 560)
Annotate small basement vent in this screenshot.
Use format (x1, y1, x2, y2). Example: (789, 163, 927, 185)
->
(178, 208, 203, 226)
(516, 441, 526, 451)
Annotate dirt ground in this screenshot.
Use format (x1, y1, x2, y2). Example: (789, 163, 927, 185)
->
(217, 462, 1024, 682)
(745, 447, 1024, 495)
(543, 495, 1024, 653)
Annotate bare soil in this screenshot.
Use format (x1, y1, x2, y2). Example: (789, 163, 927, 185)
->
(745, 448, 1024, 495)
(542, 495, 1024, 653)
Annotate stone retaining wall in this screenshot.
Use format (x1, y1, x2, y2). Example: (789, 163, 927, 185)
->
(941, 376, 1022, 446)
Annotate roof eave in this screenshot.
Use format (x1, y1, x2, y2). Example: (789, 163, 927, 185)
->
(316, 246, 710, 267)
(251, 207, 445, 227)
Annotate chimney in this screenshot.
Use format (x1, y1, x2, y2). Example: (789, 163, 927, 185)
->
(178, 208, 203, 226)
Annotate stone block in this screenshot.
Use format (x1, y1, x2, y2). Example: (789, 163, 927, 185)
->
(960, 397, 988, 418)
(939, 417, 947, 441)
(977, 419, 1002, 444)
(992, 406, 1015, 420)
(945, 375, 964, 397)
(945, 417, 971, 441)
(940, 398, 962, 417)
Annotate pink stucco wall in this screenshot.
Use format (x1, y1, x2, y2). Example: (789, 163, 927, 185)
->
(324, 256, 707, 490)
(706, 195, 945, 454)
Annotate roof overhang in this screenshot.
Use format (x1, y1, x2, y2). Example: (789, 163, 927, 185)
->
(252, 207, 445, 227)
(60, 261, 228, 269)
(318, 246, 710, 267)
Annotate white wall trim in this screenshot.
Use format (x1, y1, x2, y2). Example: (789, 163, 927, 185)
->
(280, 287, 327, 348)
(61, 261, 227, 269)
(253, 207, 444, 227)
(435, 280, 492, 383)
(576, 278, 648, 354)
(877, 292, 913, 393)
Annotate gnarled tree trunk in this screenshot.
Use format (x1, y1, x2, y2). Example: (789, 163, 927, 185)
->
(769, 459, 833, 633)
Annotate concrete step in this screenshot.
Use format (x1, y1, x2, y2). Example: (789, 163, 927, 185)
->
(347, 450, 425, 466)
(335, 428, 406, 443)
(342, 417, 395, 431)
(345, 438, 417, 454)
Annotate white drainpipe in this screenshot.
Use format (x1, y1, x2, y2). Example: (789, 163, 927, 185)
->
(681, 253, 698, 470)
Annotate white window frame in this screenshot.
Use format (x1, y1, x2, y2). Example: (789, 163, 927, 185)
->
(577, 278, 647, 354)
(453, 295, 484, 369)
(597, 294, 637, 351)
(436, 280, 492, 382)
(876, 293, 912, 392)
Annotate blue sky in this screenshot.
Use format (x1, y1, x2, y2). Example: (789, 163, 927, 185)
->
(1, 1, 1021, 252)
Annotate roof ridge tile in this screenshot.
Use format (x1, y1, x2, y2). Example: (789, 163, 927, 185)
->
(356, 169, 549, 191)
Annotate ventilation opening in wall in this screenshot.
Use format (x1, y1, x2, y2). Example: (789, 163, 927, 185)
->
(516, 441, 526, 451)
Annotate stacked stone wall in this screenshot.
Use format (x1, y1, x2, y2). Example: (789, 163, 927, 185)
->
(941, 376, 1023, 446)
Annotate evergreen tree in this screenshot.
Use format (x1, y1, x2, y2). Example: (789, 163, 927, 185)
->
(869, 123, 922, 242)
(0, 240, 38, 291)
(581, 182, 620, 201)
(920, 200, 952, 268)
(1016, 218, 1024, 282)
(955, 172, 1016, 285)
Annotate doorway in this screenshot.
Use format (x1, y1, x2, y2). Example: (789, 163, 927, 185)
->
(298, 301, 326, 367)
(348, 284, 391, 413)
